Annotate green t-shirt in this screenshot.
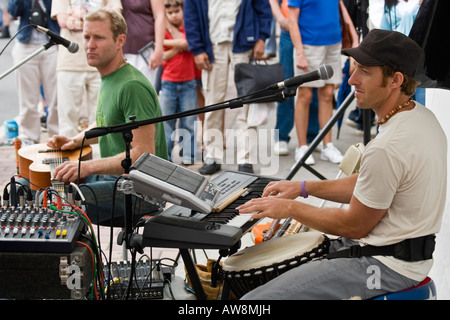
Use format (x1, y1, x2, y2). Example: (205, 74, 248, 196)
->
(96, 63, 168, 160)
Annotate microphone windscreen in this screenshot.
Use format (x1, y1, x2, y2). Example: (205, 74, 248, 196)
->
(319, 65, 334, 80)
(68, 42, 79, 53)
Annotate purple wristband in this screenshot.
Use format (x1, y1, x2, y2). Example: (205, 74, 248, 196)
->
(301, 180, 308, 198)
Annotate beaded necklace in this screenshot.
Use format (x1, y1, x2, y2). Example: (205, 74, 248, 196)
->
(376, 99, 413, 125)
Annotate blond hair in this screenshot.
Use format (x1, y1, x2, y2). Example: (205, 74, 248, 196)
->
(84, 8, 127, 41)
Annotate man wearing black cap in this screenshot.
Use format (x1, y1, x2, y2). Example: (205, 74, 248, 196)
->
(238, 29, 447, 300)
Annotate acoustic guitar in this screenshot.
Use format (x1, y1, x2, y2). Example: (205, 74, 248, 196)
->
(18, 143, 93, 192)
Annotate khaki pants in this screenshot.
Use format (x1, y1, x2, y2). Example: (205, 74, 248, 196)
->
(202, 42, 257, 165)
(12, 42, 58, 143)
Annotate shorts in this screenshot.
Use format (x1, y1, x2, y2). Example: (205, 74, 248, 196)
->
(294, 43, 343, 87)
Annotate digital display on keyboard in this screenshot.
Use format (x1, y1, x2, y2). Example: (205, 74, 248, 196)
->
(131, 153, 205, 194)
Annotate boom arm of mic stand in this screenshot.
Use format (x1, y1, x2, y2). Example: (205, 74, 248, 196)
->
(84, 99, 245, 140)
(84, 88, 289, 140)
(0, 40, 57, 80)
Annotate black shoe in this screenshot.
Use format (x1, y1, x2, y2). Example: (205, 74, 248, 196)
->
(238, 164, 253, 173)
(199, 160, 221, 175)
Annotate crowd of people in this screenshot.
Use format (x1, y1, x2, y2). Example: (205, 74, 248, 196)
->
(3, 2, 428, 199)
(3, 0, 426, 212)
(3, 0, 395, 173)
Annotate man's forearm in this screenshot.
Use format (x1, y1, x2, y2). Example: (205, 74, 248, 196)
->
(305, 174, 358, 204)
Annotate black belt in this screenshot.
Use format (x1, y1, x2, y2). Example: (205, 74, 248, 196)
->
(326, 235, 436, 262)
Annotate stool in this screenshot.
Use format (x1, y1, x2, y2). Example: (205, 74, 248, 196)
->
(372, 277, 436, 300)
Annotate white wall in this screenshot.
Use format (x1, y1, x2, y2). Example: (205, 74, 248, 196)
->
(426, 88, 450, 300)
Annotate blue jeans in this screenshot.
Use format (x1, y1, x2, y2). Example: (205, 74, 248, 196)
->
(274, 30, 295, 143)
(160, 79, 197, 163)
(265, 18, 277, 55)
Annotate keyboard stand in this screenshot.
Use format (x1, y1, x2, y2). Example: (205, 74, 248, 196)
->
(130, 171, 274, 300)
(180, 249, 208, 300)
(221, 280, 232, 300)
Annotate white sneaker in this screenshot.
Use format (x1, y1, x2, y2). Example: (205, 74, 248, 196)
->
(274, 141, 289, 155)
(295, 145, 315, 165)
(320, 143, 343, 163)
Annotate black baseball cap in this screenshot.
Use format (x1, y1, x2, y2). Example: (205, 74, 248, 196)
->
(342, 29, 423, 77)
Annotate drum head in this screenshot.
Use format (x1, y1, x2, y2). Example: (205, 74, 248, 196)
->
(223, 231, 325, 272)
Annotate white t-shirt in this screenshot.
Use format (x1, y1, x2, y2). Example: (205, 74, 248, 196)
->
(354, 102, 447, 281)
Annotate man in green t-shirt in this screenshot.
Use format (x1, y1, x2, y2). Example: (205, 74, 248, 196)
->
(47, 8, 167, 225)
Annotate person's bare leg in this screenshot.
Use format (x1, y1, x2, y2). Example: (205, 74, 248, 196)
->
(294, 86, 313, 148)
(317, 84, 335, 146)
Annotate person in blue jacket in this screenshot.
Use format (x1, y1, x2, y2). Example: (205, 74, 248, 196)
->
(8, 0, 60, 145)
(184, 0, 272, 175)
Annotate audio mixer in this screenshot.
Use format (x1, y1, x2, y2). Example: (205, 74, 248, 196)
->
(0, 178, 96, 299)
(0, 203, 85, 253)
(103, 260, 165, 300)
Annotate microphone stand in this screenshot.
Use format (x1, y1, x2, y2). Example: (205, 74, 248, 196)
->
(83, 85, 295, 253)
(0, 40, 57, 80)
(285, 89, 356, 180)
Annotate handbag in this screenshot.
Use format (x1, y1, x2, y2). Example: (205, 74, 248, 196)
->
(234, 60, 284, 126)
(234, 59, 284, 97)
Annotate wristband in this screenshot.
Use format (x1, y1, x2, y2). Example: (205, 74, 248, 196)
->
(301, 180, 308, 198)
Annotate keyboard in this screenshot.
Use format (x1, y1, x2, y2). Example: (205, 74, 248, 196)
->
(134, 171, 277, 250)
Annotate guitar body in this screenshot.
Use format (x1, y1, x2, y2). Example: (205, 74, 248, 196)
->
(18, 143, 93, 190)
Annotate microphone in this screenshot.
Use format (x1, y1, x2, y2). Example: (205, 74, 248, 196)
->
(267, 65, 334, 89)
(32, 24, 79, 53)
